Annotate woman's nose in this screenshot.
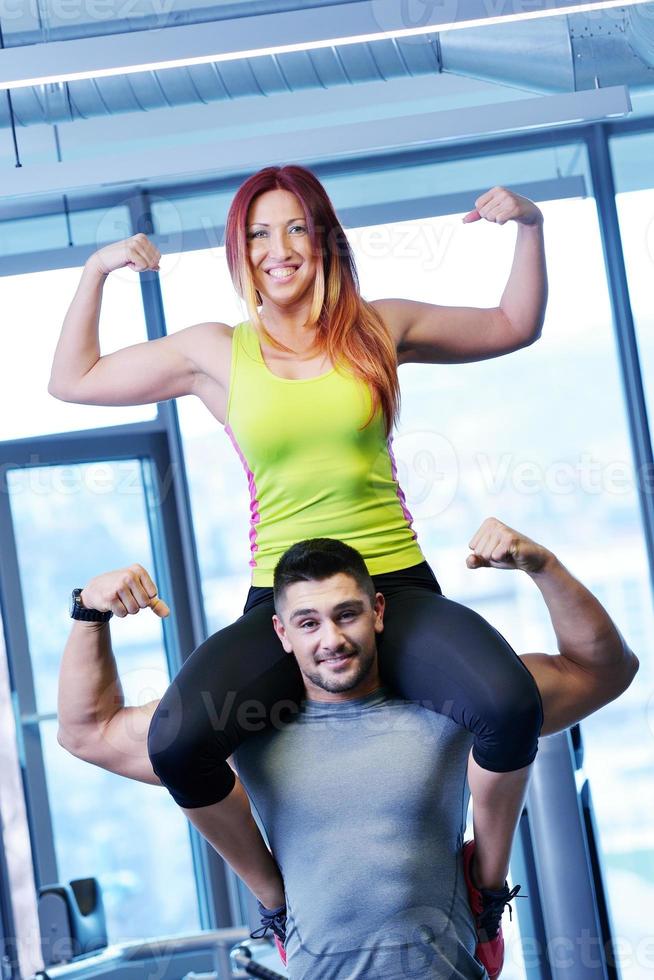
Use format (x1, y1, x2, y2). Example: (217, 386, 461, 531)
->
(268, 229, 294, 257)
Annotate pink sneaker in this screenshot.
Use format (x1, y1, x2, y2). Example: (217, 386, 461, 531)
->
(462, 839, 523, 979)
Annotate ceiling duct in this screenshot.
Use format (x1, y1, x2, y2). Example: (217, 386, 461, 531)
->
(0, 33, 442, 128)
(1, 6, 654, 131)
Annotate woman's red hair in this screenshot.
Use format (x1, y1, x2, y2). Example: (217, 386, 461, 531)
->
(224, 164, 400, 436)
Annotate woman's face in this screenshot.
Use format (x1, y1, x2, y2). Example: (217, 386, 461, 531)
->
(246, 188, 318, 311)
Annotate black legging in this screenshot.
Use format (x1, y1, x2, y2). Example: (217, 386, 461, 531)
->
(147, 561, 544, 808)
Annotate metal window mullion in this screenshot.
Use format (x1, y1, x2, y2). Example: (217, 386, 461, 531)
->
(0, 427, 162, 468)
(585, 122, 654, 595)
(0, 469, 58, 890)
(509, 809, 552, 980)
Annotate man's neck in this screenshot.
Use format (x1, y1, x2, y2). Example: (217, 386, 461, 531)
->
(304, 683, 384, 704)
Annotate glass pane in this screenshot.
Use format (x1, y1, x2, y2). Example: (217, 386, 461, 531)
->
(159, 248, 253, 631)
(8, 460, 162, 716)
(0, 610, 41, 978)
(0, 265, 155, 441)
(351, 186, 650, 976)
(612, 133, 654, 479)
(40, 719, 199, 942)
(6, 458, 200, 941)
(0, 214, 71, 256)
(583, 132, 654, 980)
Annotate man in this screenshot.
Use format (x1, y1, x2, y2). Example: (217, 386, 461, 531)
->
(57, 517, 638, 979)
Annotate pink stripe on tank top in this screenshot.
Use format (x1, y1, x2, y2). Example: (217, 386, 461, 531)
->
(386, 435, 417, 540)
(224, 423, 260, 569)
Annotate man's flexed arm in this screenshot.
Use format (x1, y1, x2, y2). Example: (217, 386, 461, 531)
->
(467, 518, 640, 737)
(57, 565, 169, 784)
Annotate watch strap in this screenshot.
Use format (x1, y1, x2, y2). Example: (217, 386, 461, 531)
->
(71, 588, 113, 622)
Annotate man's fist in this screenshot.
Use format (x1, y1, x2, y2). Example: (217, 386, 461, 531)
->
(467, 517, 551, 574)
(80, 564, 169, 619)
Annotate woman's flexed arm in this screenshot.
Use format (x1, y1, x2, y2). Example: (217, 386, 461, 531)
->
(48, 234, 228, 406)
(376, 187, 548, 365)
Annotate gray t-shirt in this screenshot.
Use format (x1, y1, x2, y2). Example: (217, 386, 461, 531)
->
(235, 686, 486, 979)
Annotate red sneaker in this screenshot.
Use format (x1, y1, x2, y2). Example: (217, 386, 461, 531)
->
(462, 839, 523, 979)
(250, 900, 287, 967)
(273, 935, 287, 967)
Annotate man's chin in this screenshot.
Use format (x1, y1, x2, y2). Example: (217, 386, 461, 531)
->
(313, 655, 371, 693)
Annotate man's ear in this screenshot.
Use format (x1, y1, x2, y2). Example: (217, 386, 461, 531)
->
(373, 591, 385, 634)
(272, 613, 294, 653)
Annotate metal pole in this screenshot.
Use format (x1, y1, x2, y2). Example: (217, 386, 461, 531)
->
(528, 732, 608, 979)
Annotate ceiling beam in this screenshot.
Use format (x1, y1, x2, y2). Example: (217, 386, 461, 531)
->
(0, 87, 630, 203)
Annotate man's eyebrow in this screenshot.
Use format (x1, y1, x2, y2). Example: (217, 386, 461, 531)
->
(248, 217, 305, 227)
(290, 599, 365, 622)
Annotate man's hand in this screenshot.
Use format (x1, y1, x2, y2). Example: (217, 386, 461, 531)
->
(466, 517, 639, 737)
(81, 564, 170, 618)
(467, 517, 551, 574)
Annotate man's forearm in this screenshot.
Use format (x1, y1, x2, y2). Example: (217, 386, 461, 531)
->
(526, 552, 635, 670)
(57, 621, 123, 750)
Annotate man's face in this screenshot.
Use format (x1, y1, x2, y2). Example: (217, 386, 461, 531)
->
(272, 573, 385, 702)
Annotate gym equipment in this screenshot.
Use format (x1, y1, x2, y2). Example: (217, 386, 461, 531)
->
(37, 877, 107, 966)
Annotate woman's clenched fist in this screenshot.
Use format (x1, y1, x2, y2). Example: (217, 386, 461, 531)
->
(87, 233, 161, 276)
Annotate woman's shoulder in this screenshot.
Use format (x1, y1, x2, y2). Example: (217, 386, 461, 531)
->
(368, 298, 407, 349)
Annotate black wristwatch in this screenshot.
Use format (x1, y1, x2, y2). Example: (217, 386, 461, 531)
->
(70, 588, 113, 623)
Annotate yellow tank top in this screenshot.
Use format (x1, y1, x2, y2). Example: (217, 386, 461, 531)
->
(225, 320, 424, 586)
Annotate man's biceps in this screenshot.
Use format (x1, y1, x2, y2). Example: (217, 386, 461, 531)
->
(101, 703, 158, 751)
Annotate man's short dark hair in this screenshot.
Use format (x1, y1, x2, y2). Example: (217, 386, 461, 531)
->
(273, 538, 375, 613)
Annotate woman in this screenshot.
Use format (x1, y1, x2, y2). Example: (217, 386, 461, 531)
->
(50, 165, 547, 973)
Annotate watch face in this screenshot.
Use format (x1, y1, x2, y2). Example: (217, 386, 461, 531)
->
(70, 589, 82, 617)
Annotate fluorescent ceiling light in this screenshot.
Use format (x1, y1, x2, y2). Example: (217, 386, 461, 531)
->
(0, 0, 650, 91)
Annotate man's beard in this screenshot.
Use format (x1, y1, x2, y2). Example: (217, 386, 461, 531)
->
(305, 643, 377, 694)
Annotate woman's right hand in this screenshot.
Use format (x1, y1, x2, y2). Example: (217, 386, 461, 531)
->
(88, 233, 161, 276)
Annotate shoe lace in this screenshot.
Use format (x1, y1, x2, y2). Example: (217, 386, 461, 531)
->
(250, 904, 287, 945)
(477, 883, 525, 941)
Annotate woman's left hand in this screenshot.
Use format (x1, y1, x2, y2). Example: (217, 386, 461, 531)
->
(462, 186, 543, 227)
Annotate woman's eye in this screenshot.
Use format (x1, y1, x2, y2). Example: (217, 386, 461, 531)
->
(248, 226, 305, 239)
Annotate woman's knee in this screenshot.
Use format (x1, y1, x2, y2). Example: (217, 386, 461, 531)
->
(146, 684, 234, 803)
(472, 664, 544, 772)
